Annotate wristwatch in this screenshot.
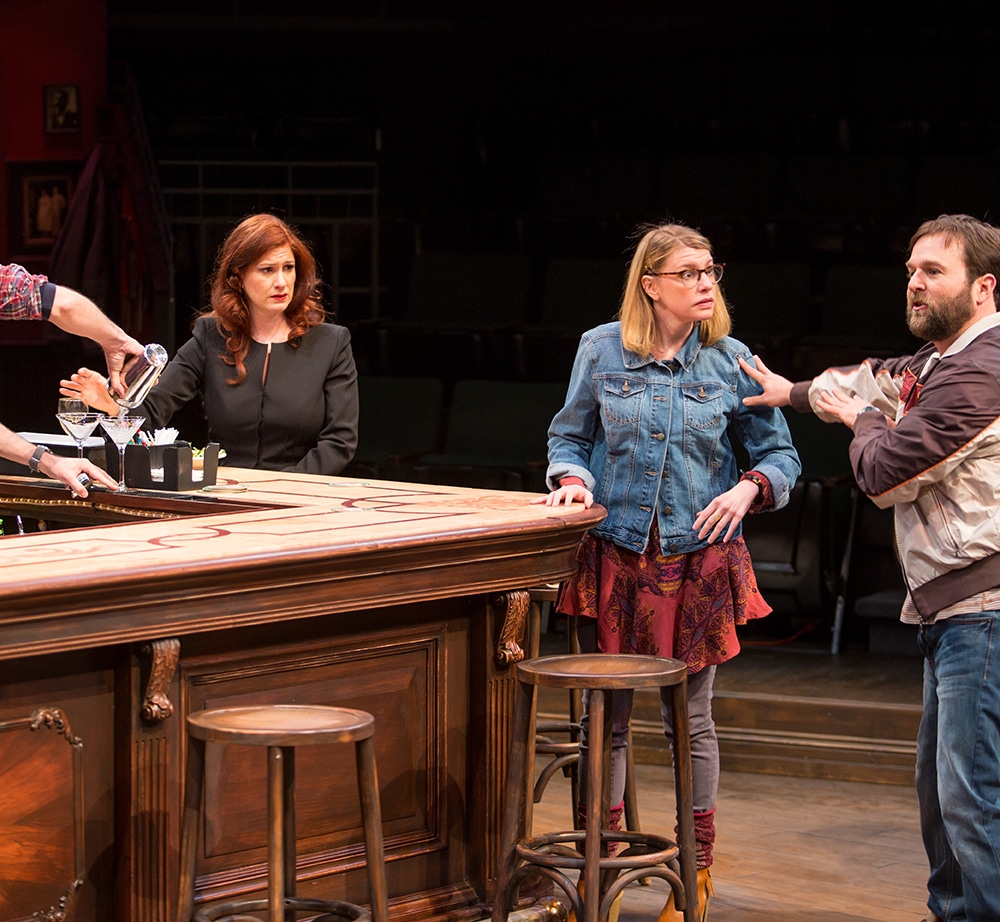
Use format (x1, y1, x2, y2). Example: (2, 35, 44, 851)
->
(28, 444, 52, 473)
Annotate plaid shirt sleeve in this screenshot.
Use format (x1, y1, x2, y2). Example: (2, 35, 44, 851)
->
(0, 263, 49, 321)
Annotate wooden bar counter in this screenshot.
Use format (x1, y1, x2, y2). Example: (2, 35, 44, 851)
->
(0, 470, 603, 922)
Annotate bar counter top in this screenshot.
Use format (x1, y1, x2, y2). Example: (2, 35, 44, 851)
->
(0, 469, 603, 660)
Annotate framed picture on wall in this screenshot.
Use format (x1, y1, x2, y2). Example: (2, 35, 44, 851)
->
(6, 162, 77, 253)
(43, 84, 80, 133)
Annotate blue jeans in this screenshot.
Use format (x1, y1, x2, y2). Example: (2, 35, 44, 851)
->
(917, 612, 1000, 921)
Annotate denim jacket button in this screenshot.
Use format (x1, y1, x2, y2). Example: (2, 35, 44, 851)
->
(663, 506, 672, 515)
(653, 432, 665, 441)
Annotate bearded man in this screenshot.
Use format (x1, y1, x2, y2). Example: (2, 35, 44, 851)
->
(739, 214, 1000, 922)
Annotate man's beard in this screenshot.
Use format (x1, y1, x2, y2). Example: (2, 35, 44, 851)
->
(907, 288, 975, 342)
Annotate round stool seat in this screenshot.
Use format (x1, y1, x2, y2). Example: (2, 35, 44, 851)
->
(517, 653, 687, 690)
(528, 583, 560, 603)
(178, 704, 389, 922)
(186, 705, 374, 747)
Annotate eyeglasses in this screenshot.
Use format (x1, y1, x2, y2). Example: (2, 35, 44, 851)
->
(644, 263, 725, 288)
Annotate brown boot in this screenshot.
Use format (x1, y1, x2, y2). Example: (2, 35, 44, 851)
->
(655, 867, 714, 922)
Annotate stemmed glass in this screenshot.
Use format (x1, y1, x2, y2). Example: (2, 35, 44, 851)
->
(57, 411, 104, 458)
(58, 397, 87, 415)
(99, 415, 145, 492)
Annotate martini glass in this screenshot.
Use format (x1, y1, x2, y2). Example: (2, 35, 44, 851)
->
(58, 397, 87, 415)
(57, 411, 104, 458)
(99, 415, 145, 492)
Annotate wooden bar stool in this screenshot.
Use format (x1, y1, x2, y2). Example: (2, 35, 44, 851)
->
(493, 654, 697, 922)
(526, 588, 641, 843)
(177, 705, 390, 922)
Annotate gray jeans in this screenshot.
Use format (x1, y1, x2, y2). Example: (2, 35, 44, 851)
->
(575, 618, 719, 813)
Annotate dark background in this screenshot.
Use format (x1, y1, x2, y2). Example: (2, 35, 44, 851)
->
(105, 4, 1000, 328)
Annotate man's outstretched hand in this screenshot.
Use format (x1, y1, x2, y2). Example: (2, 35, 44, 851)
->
(739, 355, 793, 408)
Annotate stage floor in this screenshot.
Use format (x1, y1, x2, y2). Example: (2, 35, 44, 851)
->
(714, 639, 923, 706)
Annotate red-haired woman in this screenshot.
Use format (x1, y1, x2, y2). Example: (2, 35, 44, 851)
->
(62, 213, 358, 475)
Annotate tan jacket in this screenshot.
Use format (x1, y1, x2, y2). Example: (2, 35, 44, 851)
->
(791, 313, 1000, 620)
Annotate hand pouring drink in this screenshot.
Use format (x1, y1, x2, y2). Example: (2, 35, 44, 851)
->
(111, 343, 168, 409)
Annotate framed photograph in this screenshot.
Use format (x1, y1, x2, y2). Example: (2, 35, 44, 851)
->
(6, 162, 77, 252)
(43, 84, 80, 134)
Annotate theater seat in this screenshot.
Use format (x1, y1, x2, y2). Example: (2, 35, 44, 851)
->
(373, 252, 533, 383)
(341, 375, 445, 481)
(499, 256, 626, 382)
(409, 379, 567, 492)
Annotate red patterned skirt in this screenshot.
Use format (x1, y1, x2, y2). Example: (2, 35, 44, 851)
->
(555, 520, 771, 674)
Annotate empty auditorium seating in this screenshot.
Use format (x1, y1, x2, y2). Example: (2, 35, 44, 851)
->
(341, 375, 445, 481)
(371, 251, 533, 382)
(790, 263, 920, 377)
(776, 154, 910, 262)
(409, 379, 568, 492)
(722, 261, 813, 376)
(498, 256, 626, 381)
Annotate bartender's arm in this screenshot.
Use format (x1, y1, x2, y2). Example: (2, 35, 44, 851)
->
(0, 422, 117, 497)
(48, 286, 144, 395)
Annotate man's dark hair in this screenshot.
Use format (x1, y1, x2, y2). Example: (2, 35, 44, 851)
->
(909, 214, 1000, 284)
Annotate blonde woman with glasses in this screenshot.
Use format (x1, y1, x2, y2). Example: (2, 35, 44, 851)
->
(534, 222, 800, 920)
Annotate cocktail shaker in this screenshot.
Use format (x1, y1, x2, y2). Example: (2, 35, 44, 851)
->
(111, 343, 168, 409)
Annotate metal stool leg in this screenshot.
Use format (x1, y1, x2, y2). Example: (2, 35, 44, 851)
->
(267, 745, 293, 922)
(582, 689, 606, 922)
(624, 730, 640, 834)
(569, 630, 582, 820)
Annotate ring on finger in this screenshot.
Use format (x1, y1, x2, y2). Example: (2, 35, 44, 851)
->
(76, 472, 92, 489)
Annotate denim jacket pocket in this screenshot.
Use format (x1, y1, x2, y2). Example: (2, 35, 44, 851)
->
(682, 381, 724, 431)
(601, 377, 646, 427)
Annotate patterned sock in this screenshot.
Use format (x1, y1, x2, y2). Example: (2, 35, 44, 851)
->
(693, 807, 716, 870)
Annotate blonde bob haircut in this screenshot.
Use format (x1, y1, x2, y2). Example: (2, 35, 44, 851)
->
(617, 222, 732, 356)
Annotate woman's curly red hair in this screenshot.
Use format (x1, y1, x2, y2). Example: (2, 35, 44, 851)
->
(206, 213, 325, 385)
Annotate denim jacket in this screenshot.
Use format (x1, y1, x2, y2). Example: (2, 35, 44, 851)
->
(546, 322, 801, 555)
